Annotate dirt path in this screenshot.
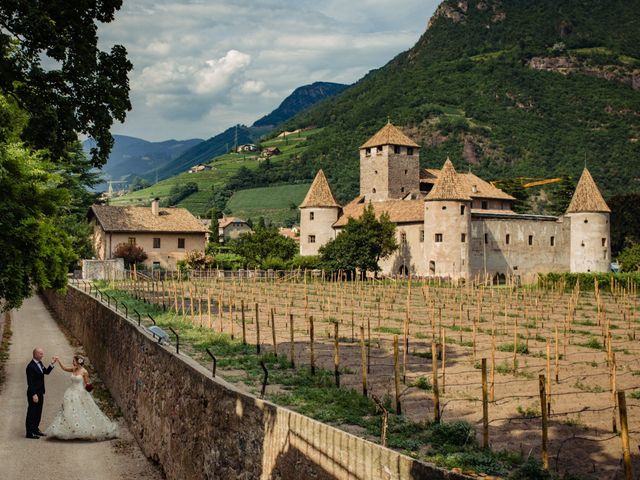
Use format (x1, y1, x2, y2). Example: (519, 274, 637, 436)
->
(0, 295, 163, 480)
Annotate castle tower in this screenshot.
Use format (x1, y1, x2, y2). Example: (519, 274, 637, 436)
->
(566, 168, 611, 273)
(299, 169, 342, 256)
(359, 122, 420, 202)
(424, 159, 471, 280)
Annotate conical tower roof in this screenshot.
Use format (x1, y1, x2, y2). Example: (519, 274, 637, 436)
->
(425, 158, 471, 202)
(360, 122, 420, 149)
(299, 169, 341, 209)
(566, 168, 610, 214)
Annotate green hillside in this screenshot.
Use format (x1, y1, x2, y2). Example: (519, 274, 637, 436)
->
(226, 183, 311, 226)
(275, 0, 640, 204)
(110, 128, 322, 219)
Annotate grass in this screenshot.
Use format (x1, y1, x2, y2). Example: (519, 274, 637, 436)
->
(580, 337, 604, 350)
(373, 326, 403, 335)
(629, 390, 640, 400)
(226, 183, 310, 224)
(573, 379, 605, 393)
(411, 376, 432, 390)
(498, 342, 529, 355)
(516, 405, 541, 419)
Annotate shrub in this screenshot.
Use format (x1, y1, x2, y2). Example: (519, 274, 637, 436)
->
(113, 243, 147, 267)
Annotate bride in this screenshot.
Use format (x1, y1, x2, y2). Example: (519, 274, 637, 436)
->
(44, 355, 118, 440)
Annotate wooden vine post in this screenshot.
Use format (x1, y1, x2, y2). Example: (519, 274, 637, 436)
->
(241, 300, 246, 345)
(360, 326, 367, 396)
(309, 315, 315, 375)
(617, 390, 633, 480)
(432, 341, 440, 423)
(393, 336, 401, 415)
(255, 302, 261, 354)
(270, 308, 277, 357)
(481, 358, 489, 448)
(539, 374, 549, 470)
(333, 322, 340, 387)
(289, 313, 295, 368)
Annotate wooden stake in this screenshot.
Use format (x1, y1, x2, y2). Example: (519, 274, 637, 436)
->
(539, 374, 549, 470)
(255, 302, 260, 354)
(432, 341, 440, 423)
(310, 315, 315, 375)
(289, 313, 295, 368)
(393, 336, 401, 415)
(270, 308, 277, 357)
(360, 326, 367, 396)
(334, 322, 340, 387)
(481, 358, 489, 449)
(441, 327, 446, 394)
(241, 300, 246, 345)
(618, 390, 633, 480)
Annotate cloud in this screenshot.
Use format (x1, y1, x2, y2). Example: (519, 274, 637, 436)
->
(99, 0, 440, 140)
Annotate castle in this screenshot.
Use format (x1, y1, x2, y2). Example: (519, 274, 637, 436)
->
(298, 122, 611, 282)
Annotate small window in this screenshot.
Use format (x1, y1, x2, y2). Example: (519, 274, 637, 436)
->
(584, 219, 588, 224)
(481, 201, 488, 210)
(400, 187, 405, 193)
(442, 206, 447, 210)
(429, 260, 436, 274)
(178, 238, 185, 249)
(484, 233, 488, 244)
(152, 261, 161, 268)
(376, 146, 383, 154)
(309, 212, 314, 221)
(308, 235, 316, 243)
(460, 205, 465, 215)
(128, 237, 136, 245)
(394, 145, 401, 154)
(420, 230, 424, 242)
(153, 238, 161, 249)
(602, 238, 607, 247)
(400, 232, 407, 243)
(528, 235, 533, 246)
(374, 170, 378, 174)
(435, 233, 443, 243)
(505, 234, 510, 245)
(461, 233, 466, 243)
(404, 169, 408, 174)
(365, 148, 371, 157)
(472, 185, 478, 193)
(372, 188, 376, 193)
(407, 147, 414, 156)
(514, 266, 519, 271)
(550, 236, 555, 247)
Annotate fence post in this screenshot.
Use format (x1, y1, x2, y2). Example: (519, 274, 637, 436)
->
(539, 374, 549, 469)
(270, 308, 277, 357)
(618, 390, 633, 480)
(393, 336, 401, 415)
(432, 341, 440, 423)
(309, 315, 315, 375)
(360, 326, 367, 396)
(334, 322, 340, 387)
(255, 303, 260, 354)
(241, 300, 246, 345)
(482, 358, 489, 448)
(289, 313, 295, 368)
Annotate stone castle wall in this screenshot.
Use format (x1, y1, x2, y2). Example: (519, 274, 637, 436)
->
(568, 212, 611, 273)
(469, 215, 571, 282)
(43, 286, 464, 480)
(299, 207, 339, 256)
(359, 145, 419, 201)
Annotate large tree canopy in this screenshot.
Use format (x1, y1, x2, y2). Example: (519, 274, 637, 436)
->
(319, 203, 398, 277)
(0, 0, 132, 165)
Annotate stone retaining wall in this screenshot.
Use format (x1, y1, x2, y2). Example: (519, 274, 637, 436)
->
(43, 286, 467, 480)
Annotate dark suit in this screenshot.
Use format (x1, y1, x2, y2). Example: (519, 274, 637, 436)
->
(25, 359, 53, 435)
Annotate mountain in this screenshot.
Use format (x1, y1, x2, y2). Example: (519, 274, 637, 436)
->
(83, 135, 203, 190)
(252, 82, 348, 127)
(146, 81, 349, 182)
(280, 0, 640, 203)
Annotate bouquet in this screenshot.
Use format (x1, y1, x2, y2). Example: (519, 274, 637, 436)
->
(85, 383, 94, 392)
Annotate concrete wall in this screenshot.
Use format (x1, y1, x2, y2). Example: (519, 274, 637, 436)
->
(299, 207, 339, 256)
(469, 215, 570, 282)
(81, 259, 125, 280)
(568, 212, 611, 273)
(44, 287, 464, 480)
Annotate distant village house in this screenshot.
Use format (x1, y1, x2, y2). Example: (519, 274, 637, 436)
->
(88, 199, 207, 269)
(236, 144, 258, 153)
(218, 217, 252, 242)
(260, 147, 280, 158)
(188, 164, 212, 173)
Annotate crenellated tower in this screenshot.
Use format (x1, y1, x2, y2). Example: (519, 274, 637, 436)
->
(359, 122, 420, 202)
(424, 159, 472, 280)
(299, 169, 342, 256)
(566, 168, 611, 273)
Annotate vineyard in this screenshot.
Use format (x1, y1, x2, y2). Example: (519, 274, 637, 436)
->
(88, 271, 640, 478)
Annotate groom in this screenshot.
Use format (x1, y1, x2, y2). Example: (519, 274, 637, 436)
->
(25, 348, 57, 439)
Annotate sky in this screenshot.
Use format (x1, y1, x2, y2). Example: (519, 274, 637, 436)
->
(97, 0, 440, 142)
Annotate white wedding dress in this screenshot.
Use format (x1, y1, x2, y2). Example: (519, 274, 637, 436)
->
(44, 374, 118, 440)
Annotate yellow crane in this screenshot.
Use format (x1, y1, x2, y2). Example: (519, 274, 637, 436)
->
(490, 177, 563, 189)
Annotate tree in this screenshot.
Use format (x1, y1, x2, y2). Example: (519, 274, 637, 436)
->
(228, 225, 297, 268)
(617, 242, 640, 272)
(113, 243, 148, 267)
(548, 176, 576, 216)
(207, 208, 221, 244)
(498, 179, 529, 213)
(0, 1, 132, 166)
(319, 203, 398, 278)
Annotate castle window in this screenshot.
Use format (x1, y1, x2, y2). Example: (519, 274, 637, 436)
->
(376, 146, 383, 155)
(308, 235, 316, 244)
(128, 237, 136, 246)
(309, 212, 314, 221)
(481, 201, 488, 210)
(441, 205, 446, 210)
(365, 148, 371, 157)
(400, 232, 407, 243)
(484, 233, 488, 244)
(505, 234, 510, 245)
(153, 237, 161, 249)
(394, 145, 401, 154)
(550, 236, 555, 247)
(404, 169, 408, 174)
(372, 188, 376, 193)
(460, 205, 465, 215)
(435, 233, 443, 243)
(429, 260, 436, 274)
(528, 235, 533, 246)
(461, 233, 466, 243)
(407, 147, 414, 156)
(472, 185, 478, 193)
(374, 170, 378, 174)
(584, 219, 588, 224)
(178, 238, 185, 249)
(401, 187, 405, 193)
(602, 237, 607, 247)
(420, 230, 424, 242)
